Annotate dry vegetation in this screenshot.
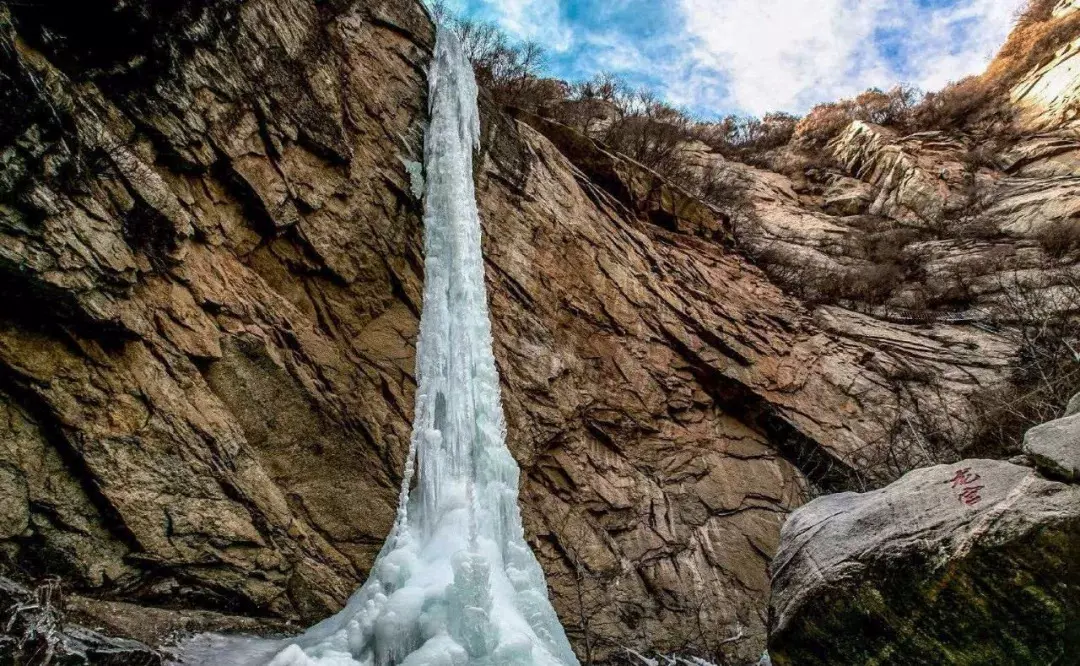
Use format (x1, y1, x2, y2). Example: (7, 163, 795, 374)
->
(794, 1, 1080, 144)
(822, 265, 1080, 486)
(968, 268, 1080, 457)
(794, 86, 921, 149)
(1036, 220, 1080, 258)
(437, 0, 1078, 166)
(436, 0, 1080, 482)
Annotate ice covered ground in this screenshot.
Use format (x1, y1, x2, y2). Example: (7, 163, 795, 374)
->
(625, 653, 722, 666)
(172, 23, 577, 666)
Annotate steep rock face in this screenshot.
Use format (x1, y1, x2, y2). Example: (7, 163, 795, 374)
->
(682, 135, 1023, 472)
(0, 0, 1072, 664)
(510, 112, 1020, 480)
(744, 119, 1080, 310)
(829, 122, 972, 225)
(479, 112, 865, 661)
(0, 0, 969, 662)
(768, 457, 1080, 666)
(1012, 32, 1080, 132)
(825, 121, 1080, 240)
(707, 99, 1080, 459)
(0, 0, 434, 632)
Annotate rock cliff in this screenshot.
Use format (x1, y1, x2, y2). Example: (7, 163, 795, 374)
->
(1, 0, 1079, 664)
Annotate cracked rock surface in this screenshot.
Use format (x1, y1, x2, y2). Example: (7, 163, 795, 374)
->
(0, 0, 1073, 663)
(768, 455, 1080, 666)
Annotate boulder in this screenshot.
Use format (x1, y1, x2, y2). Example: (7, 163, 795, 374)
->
(1024, 410, 1080, 481)
(1066, 390, 1080, 417)
(769, 459, 1080, 665)
(822, 176, 873, 216)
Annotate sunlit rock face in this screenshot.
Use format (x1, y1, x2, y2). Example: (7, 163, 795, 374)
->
(6, 0, 1080, 663)
(1009, 5, 1080, 132)
(1055, 0, 1080, 18)
(1011, 34, 1080, 131)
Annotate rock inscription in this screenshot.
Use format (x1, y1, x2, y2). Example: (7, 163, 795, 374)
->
(947, 468, 984, 506)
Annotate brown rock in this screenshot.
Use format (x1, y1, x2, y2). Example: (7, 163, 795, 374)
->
(0, 0, 1070, 663)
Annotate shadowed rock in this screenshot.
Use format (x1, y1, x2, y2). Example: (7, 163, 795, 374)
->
(0, 577, 162, 665)
(768, 459, 1080, 665)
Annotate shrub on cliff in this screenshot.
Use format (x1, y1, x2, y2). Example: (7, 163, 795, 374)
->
(793, 86, 919, 148)
(598, 89, 697, 179)
(1036, 221, 1080, 259)
(910, 0, 1080, 130)
(1017, 0, 1061, 26)
(432, 2, 563, 111)
(692, 112, 800, 164)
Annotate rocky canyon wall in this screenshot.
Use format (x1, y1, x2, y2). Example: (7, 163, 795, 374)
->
(0, 0, 1072, 663)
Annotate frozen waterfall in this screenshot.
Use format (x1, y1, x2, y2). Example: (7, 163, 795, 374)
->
(174, 24, 579, 666)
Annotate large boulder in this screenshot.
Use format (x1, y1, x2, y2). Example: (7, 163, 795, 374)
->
(1025, 407, 1080, 482)
(768, 459, 1080, 665)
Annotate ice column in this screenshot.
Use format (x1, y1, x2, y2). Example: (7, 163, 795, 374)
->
(183, 24, 580, 666)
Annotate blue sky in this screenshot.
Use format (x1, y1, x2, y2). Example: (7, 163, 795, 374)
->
(440, 0, 1027, 117)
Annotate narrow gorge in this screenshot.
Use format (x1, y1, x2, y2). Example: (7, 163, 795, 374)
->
(0, 0, 1079, 664)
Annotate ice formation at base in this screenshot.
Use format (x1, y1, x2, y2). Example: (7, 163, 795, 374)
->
(174, 23, 579, 666)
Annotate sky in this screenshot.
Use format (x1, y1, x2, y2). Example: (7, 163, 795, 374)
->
(439, 0, 1029, 118)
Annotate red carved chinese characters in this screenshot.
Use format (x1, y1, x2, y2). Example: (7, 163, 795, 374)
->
(946, 467, 983, 506)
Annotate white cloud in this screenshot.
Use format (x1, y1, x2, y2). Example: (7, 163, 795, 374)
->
(471, 0, 575, 51)
(676, 0, 1026, 115)
(579, 30, 652, 71)
(453, 0, 1029, 116)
